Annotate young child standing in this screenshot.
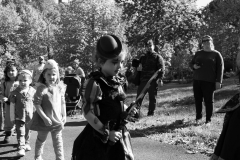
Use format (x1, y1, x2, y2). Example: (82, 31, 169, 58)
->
(9, 70, 36, 156)
(72, 35, 136, 160)
(0, 60, 19, 143)
(29, 59, 66, 160)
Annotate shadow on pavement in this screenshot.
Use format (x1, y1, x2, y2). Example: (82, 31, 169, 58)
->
(65, 121, 87, 127)
(0, 157, 21, 160)
(130, 119, 193, 137)
(0, 143, 18, 156)
(130, 131, 145, 138)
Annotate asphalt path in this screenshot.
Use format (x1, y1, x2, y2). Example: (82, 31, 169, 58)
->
(0, 117, 209, 160)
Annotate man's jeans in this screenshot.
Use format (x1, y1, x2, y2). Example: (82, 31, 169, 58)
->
(193, 80, 215, 122)
(15, 120, 31, 149)
(137, 80, 158, 113)
(35, 129, 64, 160)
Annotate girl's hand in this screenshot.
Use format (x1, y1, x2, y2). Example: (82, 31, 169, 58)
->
(109, 130, 122, 143)
(43, 117, 52, 126)
(129, 107, 138, 117)
(2, 97, 8, 102)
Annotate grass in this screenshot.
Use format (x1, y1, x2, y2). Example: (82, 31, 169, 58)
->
(125, 77, 239, 156)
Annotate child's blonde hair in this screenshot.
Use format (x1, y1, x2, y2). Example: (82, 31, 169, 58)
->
(18, 70, 33, 80)
(38, 59, 60, 85)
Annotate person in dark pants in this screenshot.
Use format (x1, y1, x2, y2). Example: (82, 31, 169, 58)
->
(136, 40, 165, 116)
(190, 35, 224, 125)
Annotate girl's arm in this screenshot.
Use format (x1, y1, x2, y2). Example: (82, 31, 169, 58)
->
(84, 110, 104, 134)
(59, 82, 66, 124)
(0, 83, 6, 101)
(61, 96, 66, 124)
(9, 102, 15, 121)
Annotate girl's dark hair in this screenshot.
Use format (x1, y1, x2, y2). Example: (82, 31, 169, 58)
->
(38, 69, 47, 85)
(4, 62, 19, 82)
(94, 51, 108, 66)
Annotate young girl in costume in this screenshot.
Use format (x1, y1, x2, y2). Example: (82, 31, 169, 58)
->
(0, 60, 19, 143)
(72, 35, 136, 160)
(9, 70, 36, 156)
(209, 93, 240, 160)
(30, 59, 66, 160)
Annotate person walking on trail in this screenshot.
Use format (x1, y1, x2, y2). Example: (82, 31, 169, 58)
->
(32, 56, 45, 85)
(136, 39, 165, 116)
(189, 35, 224, 125)
(0, 60, 19, 143)
(9, 70, 36, 156)
(71, 34, 137, 160)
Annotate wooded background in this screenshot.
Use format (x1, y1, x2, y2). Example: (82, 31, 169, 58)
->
(0, 0, 238, 80)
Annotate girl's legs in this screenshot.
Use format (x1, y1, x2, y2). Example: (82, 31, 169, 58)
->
(3, 104, 15, 143)
(35, 131, 49, 160)
(51, 129, 64, 160)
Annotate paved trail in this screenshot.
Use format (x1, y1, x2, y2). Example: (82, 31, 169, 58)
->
(0, 118, 209, 160)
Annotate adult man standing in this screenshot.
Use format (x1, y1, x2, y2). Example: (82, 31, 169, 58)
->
(136, 40, 165, 116)
(32, 56, 45, 84)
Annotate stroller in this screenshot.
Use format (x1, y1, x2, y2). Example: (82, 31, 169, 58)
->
(63, 74, 83, 116)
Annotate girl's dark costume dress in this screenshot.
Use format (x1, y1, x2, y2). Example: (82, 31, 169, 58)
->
(72, 71, 134, 160)
(210, 93, 240, 160)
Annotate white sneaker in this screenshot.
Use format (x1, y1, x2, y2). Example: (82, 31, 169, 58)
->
(17, 148, 25, 156)
(25, 144, 31, 151)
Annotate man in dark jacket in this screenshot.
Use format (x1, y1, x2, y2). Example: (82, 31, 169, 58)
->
(136, 40, 165, 116)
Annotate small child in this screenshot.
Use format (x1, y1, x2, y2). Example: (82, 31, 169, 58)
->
(65, 66, 73, 76)
(29, 59, 66, 160)
(72, 35, 136, 160)
(9, 70, 36, 156)
(0, 60, 19, 143)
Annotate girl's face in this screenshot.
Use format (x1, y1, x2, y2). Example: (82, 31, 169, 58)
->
(43, 69, 58, 85)
(7, 67, 18, 80)
(101, 53, 125, 77)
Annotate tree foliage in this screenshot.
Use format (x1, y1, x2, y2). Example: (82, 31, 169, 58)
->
(114, 0, 202, 70)
(0, 0, 208, 78)
(55, 0, 125, 73)
(200, 0, 240, 70)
